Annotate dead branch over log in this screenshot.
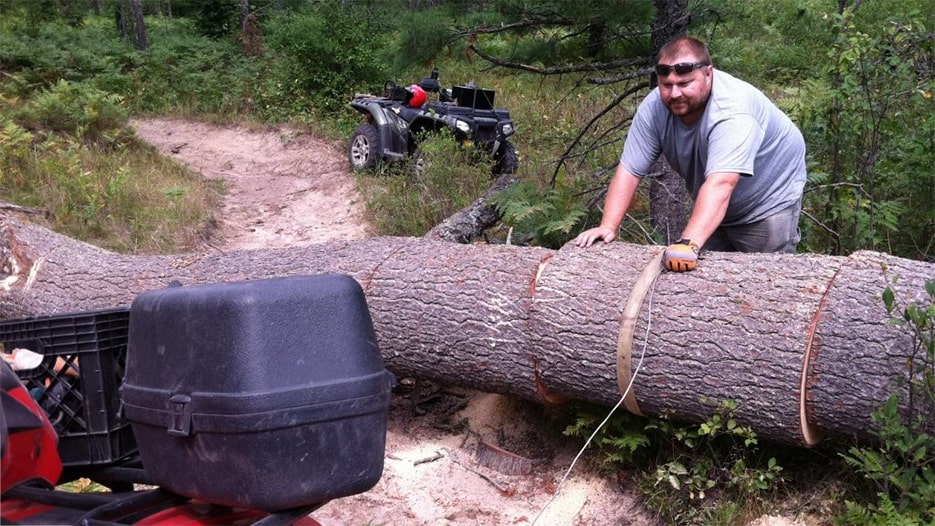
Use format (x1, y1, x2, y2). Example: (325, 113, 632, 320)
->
(424, 173, 518, 244)
(2, 215, 932, 447)
(0, 201, 48, 217)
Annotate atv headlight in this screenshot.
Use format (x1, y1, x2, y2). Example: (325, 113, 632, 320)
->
(454, 119, 471, 134)
(500, 122, 515, 137)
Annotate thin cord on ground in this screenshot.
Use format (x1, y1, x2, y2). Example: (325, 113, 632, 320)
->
(530, 271, 662, 525)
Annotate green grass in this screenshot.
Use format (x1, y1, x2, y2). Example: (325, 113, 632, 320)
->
(355, 134, 496, 237)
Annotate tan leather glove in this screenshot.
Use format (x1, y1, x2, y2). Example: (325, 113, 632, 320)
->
(663, 238, 700, 272)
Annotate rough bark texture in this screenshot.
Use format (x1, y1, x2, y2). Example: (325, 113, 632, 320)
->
(2, 215, 932, 447)
(647, 160, 690, 244)
(647, 0, 692, 243)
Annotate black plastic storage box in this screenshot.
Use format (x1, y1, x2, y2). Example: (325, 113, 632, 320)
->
(453, 85, 496, 110)
(121, 274, 394, 512)
(0, 308, 136, 467)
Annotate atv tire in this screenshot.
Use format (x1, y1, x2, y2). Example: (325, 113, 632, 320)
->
(494, 141, 519, 175)
(348, 123, 381, 172)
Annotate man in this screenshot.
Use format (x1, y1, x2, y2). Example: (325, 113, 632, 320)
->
(574, 37, 807, 272)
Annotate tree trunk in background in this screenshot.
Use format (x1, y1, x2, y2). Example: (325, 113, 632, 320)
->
(648, 0, 691, 243)
(115, 3, 127, 41)
(2, 216, 932, 447)
(129, 0, 147, 51)
(648, 161, 689, 244)
(116, 0, 147, 50)
(240, 0, 262, 57)
(240, 0, 250, 29)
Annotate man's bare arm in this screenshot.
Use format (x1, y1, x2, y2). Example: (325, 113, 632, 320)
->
(679, 171, 740, 247)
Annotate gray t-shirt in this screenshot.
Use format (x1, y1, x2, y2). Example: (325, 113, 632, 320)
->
(621, 69, 806, 226)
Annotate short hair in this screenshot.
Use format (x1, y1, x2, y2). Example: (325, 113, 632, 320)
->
(658, 37, 711, 65)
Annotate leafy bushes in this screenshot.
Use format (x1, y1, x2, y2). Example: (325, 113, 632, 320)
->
(0, 19, 138, 96)
(0, 73, 214, 254)
(126, 24, 257, 117)
(262, 2, 390, 113)
(564, 399, 786, 525)
(840, 280, 935, 525)
(358, 134, 493, 237)
(490, 178, 592, 248)
(781, 6, 934, 260)
(14, 80, 128, 142)
(391, 7, 459, 72)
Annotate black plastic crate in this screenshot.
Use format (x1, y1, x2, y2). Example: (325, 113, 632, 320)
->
(452, 85, 495, 110)
(0, 307, 137, 467)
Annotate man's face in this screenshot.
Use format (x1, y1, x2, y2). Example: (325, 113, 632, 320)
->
(656, 53, 713, 124)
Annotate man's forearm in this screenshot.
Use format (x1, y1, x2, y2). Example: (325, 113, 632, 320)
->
(680, 172, 739, 246)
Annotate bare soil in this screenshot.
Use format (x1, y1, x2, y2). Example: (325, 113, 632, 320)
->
(131, 118, 812, 526)
(132, 118, 374, 251)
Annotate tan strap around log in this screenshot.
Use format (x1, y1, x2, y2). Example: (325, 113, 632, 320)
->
(616, 249, 665, 416)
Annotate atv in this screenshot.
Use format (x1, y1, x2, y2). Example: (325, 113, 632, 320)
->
(347, 68, 518, 175)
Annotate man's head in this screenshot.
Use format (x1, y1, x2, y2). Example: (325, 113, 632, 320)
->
(655, 37, 713, 124)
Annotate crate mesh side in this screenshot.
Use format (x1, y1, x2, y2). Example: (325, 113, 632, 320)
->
(0, 308, 136, 466)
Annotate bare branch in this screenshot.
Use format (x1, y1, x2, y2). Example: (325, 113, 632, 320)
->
(0, 201, 49, 217)
(457, 18, 571, 37)
(549, 82, 648, 188)
(802, 209, 841, 241)
(467, 44, 648, 76)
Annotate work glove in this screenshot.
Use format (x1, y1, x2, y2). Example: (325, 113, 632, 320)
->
(663, 238, 700, 272)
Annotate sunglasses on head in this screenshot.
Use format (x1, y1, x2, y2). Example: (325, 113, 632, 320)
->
(654, 62, 709, 77)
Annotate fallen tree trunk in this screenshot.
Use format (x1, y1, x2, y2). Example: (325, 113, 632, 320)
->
(2, 215, 932, 447)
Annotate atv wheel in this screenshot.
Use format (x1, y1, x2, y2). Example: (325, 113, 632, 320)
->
(348, 124, 381, 172)
(493, 141, 519, 175)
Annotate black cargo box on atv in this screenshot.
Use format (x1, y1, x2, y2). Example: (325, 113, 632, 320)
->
(451, 85, 496, 110)
(121, 274, 394, 512)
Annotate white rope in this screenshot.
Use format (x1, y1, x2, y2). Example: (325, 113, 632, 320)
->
(530, 271, 661, 525)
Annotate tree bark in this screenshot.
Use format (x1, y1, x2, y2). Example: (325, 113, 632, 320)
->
(116, 1, 145, 50)
(130, 0, 147, 51)
(2, 215, 932, 447)
(647, 160, 689, 243)
(648, 0, 691, 242)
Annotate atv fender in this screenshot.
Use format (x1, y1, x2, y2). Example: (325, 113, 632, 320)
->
(349, 100, 410, 160)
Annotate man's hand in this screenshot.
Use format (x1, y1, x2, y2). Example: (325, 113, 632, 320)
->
(663, 238, 700, 272)
(574, 226, 617, 248)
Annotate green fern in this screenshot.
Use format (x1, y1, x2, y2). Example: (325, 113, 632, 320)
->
(491, 179, 594, 248)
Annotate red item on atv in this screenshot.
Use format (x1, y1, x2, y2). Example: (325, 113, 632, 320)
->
(1, 360, 63, 494)
(407, 84, 427, 108)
